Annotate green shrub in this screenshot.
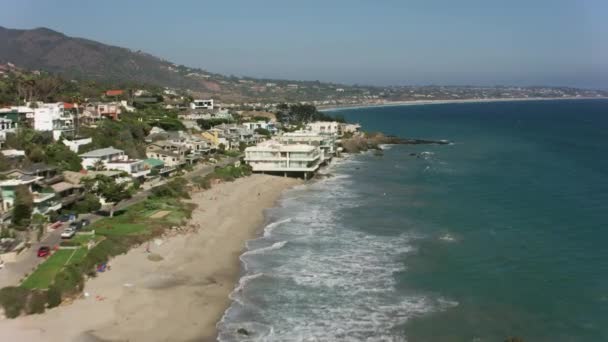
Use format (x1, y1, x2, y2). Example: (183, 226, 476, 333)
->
(191, 176, 211, 189)
(151, 177, 190, 199)
(0, 286, 30, 318)
(25, 290, 46, 314)
(72, 194, 101, 214)
(46, 285, 62, 308)
(53, 265, 84, 296)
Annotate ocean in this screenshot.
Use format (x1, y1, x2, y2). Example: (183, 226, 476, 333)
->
(217, 99, 608, 341)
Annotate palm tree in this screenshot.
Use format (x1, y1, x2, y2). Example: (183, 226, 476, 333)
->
(93, 159, 106, 171)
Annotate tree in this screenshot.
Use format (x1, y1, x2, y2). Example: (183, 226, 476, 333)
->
(11, 186, 33, 229)
(31, 214, 47, 242)
(218, 143, 226, 152)
(238, 141, 247, 152)
(254, 127, 271, 137)
(44, 142, 82, 171)
(0, 153, 11, 172)
(92, 160, 106, 171)
(82, 175, 131, 217)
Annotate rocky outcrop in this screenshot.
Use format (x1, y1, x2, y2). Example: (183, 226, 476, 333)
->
(341, 133, 449, 153)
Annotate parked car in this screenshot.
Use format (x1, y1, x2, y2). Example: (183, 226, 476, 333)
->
(61, 228, 76, 239)
(58, 214, 70, 222)
(81, 219, 90, 227)
(69, 221, 83, 231)
(37, 246, 51, 257)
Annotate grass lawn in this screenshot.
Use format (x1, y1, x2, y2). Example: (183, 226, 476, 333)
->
(91, 197, 191, 237)
(21, 248, 86, 290)
(71, 234, 96, 245)
(94, 222, 147, 236)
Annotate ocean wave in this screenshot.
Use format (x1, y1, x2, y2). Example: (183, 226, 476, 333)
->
(218, 158, 456, 341)
(228, 273, 264, 303)
(242, 241, 287, 257)
(262, 218, 293, 237)
(439, 233, 457, 242)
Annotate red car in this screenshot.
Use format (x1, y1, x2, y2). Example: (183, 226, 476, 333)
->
(37, 246, 51, 258)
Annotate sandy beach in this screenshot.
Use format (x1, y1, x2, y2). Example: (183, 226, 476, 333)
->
(0, 174, 301, 342)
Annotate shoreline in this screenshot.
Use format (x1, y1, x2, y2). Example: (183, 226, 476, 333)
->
(0, 174, 302, 342)
(318, 96, 607, 112)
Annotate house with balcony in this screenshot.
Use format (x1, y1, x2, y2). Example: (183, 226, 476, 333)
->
(146, 129, 211, 157)
(31, 102, 75, 140)
(0, 106, 33, 128)
(244, 140, 322, 179)
(212, 123, 257, 149)
(277, 131, 337, 163)
(49, 181, 84, 207)
(80, 147, 126, 170)
(242, 121, 278, 134)
(105, 159, 150, 179)
(0, 163, 82, 217)
(0, 117, 18, 148)
(305, 121, 343, 136)
(146, 141, 188, 168)
(0, 173, 62, 221)
(79, 147, 149, 179)
(81, 102, 122, 124)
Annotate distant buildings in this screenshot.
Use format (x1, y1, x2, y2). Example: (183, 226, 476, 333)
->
(190, 99, 214, 110)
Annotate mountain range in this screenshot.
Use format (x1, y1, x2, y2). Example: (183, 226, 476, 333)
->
(1, 26, 606, 103)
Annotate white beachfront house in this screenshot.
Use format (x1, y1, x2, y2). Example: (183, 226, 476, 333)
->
(242, 121, 277, 134)
(31, 102, 74, 140)
(277, 131, 337, 163)
(79, 147, 149, 178)
(244, 140, 322, 179)
(341, 123, 361, 134)
(305, 121, 342, 136)
(190, 99, 214, 110)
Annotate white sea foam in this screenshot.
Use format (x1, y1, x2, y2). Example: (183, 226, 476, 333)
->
(218, 163, 456, 341)
(262, 218, 292, 237)
(228, 273, 264, 303)
(241, 241, 287, 257)
(439, 233, 457, 242)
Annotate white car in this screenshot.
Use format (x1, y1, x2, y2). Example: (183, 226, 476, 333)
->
(61, 228, 76, 239)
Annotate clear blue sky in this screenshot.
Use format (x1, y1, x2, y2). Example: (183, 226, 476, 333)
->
(2, 0, 607, 88)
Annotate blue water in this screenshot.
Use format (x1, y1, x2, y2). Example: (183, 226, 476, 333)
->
(218, 99, 608, 341)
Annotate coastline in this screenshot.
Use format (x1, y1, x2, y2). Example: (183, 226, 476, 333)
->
(318, 96, 607, 112)
(0, 174, 302, 342)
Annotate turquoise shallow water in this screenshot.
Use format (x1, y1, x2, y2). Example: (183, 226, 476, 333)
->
(218, 99, 608, 341)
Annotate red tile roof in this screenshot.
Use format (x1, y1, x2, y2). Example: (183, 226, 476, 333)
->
(105, 90, 124, 96)
(63, 102, 75, 109)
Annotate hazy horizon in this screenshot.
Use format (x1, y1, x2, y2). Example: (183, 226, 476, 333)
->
(2, 0, 607, 89)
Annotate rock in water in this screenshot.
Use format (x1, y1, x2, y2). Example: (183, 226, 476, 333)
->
(237, 328, 250, 336)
